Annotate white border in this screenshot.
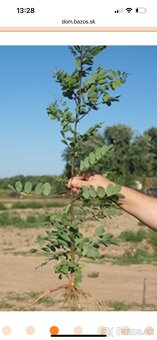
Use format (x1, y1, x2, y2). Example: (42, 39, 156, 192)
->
(0, 311, 156, 339)
(1, 32, 157, 45)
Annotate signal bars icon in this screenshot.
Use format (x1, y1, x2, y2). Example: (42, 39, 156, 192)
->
(115, 8, 123, 13)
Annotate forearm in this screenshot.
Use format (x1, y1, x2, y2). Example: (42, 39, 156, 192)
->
(68, 174, 157, 231)
(119, 186, 157, 231)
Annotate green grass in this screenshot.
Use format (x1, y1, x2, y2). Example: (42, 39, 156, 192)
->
(5, 291, 56, 307)
(8, 292, 27, 302)
(26, 292, 56, 306)
(119, 229, 157, 252)
(119, 229, 146, 243)
(106, 300, 157, 311)
(107, 300, 134, 311)
(11, 200, 68, 209)
(11, 201, 43, 209)
(12, 251, 29, 256)
(45, 200, 68, 208)
(0, 301, 14, 310)
(113, 249, 157, 265)
(0, 189, 9, 196)
(0, 202, 7, 210)
(0, 211, 46, 228)
(147, 230, 157, 250)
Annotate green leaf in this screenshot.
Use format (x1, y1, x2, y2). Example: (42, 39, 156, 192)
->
(98, 79, 106, 85)
(80, 161, 84, 172)
(110, 81, 120, 90)
(100, 233, 114, 245)
(104, 207, 122, 217)
(61, 265, 69, 274)
(97, 186, 106, 198)
(30, 248, 38, 253)
(60, 232, 71, 242)
(107, 74, 113, 80)
(84, 158, 90, 169)
(35, 183, 43, 195)
(15, 181, 23, 192)
(75, 57, 81, 69)
(63, 204, 71, 214)
(89, 186, 97, 198)
(37, 235, 48, 244)
(95, 226, 105, 236)
(80, 145, 112, 172)
(43, 182, 51, 196)
(24, 181, 33, 194)
(41, 247, 50, 253)
(46, 231, 56, 239)
(63, 125, 71, 132)
(82, 188, 90, 199)
(102, 93, 109, 102)
(61, 139, 68, 145)
(110, 238, 119, 246)
(101, 145, 112, 155)
(8, 184, 16, 192)
(106, 184, 114, 196)
(95, 148, 102, 161)
(89, 152, 96, 165)
(114, 185, 121, 194)
(59, 239, 68, 247)
(106, 184, 121, 197)
(84, 247, 100, 259)
(112, 70, 118, 77)
(106, 101, 112, 107)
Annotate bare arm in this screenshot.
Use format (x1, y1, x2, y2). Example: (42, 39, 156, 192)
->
(119, 185, 157, 230)
(67, 174, 157, 231)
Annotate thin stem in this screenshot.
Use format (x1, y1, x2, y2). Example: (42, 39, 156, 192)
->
(69, 47, 84, 268)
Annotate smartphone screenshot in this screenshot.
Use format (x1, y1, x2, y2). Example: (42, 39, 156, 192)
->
(0, 1, 157, 339)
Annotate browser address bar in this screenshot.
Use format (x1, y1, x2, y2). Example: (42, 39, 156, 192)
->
(0, 0, 156, 28)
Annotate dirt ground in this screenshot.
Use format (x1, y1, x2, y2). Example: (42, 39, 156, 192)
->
(0, 204, 157, 311)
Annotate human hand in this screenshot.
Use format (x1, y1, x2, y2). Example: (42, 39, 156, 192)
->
(67, 174, 112, 193)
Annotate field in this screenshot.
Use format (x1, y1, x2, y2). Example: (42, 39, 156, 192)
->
(0, 196, 157, 311)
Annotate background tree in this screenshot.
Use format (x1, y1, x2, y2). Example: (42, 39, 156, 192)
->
(144, 127, 157, 176)
(128, 134, 154, 177)
(103, 124, 133, 183)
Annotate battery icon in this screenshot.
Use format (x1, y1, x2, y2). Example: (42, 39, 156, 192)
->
(136, 7, 147, 13)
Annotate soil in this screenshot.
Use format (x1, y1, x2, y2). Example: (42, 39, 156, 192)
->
(0, 204, 157, 311)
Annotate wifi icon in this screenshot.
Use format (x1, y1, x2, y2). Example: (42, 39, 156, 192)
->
(126, 7, 133, 13)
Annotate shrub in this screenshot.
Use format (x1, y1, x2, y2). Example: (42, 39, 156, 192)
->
(119, 229, 146, 243)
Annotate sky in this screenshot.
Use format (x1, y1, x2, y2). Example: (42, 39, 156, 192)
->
(0, 45, 157, 178)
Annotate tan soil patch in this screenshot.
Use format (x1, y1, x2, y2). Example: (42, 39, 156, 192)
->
(0, 206, 156, 311)
(0, 254, 157, 311)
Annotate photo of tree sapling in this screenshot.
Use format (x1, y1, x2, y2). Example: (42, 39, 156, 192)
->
(0, 45, 157, 311)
